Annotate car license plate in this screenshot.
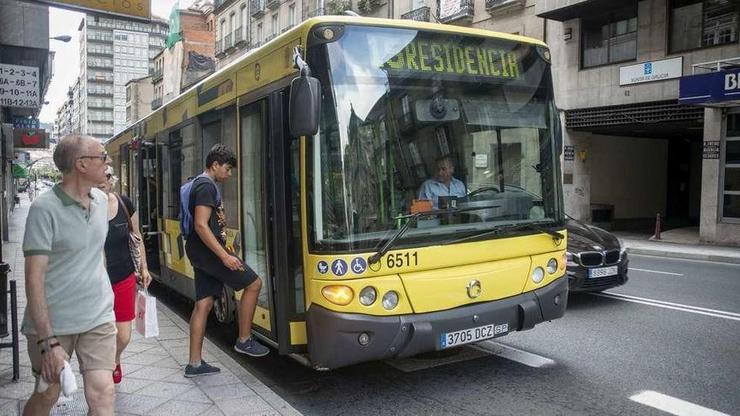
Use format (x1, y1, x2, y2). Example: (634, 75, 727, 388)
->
(440, 323, 509, 349)
(588, 265, 618, 279)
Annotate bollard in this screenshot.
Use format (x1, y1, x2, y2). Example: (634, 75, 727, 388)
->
(654, 213, 662, 240)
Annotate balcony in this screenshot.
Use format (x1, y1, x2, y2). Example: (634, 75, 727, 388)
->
(215, 39, 225, 57)
(234, 27, 248, 46)
(266, 0, 280, 9)
(486, 0, 524, 14)
(307, 7, 325, 17)
(401, 6, 431, 22)
(151, 69, 163, 83)
(265, 33, 277, 43)
(251, 0, 266, 17)
(282, 24, 295, 33)
(535, 0, 610, 21)
(438, 0, 474, 24)
(224, 33, 234, 51)
(151, 97, 162, 110)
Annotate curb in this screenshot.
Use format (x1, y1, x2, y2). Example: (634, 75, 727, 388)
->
(626, 247, 740, 265)
(158, 304, 303, 416)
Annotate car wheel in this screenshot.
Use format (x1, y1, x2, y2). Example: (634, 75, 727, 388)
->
(213, 286, 236, 324)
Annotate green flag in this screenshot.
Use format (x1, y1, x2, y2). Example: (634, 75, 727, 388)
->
(166, 1, 182, 49)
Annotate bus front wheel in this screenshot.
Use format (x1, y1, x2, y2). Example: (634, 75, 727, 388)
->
(213, 286, 236, 324)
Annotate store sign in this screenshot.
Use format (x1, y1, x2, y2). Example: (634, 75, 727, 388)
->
(12, 116, 40, 129)
(680, 68, 740, 105)
(35, 0, 150, 20)
(564, 145, 575, 161)
(620, 57, 683, 86)
(0, 63, 40, 109)
(13, 129, 48, 149)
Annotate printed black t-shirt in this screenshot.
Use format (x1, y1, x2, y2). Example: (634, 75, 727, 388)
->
(104, 194, 136, 284)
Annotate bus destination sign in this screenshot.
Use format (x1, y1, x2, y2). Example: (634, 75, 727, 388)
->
(384, 39, 521, 80)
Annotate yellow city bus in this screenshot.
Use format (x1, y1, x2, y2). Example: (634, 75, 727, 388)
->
(106, 16, 568, 370)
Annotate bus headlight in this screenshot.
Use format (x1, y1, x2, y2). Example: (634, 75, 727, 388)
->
(531, 267, 545, 284)
(359, 287, 377, 306)
(382, 291, 399, 310)
(546, 258, 558, 274)
(322, 285, 354, 306)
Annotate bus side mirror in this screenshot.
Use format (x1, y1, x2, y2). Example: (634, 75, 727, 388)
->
(289, 76, 321, 137)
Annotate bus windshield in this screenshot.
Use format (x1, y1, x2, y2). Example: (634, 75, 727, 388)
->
(307, 25, 563, 252)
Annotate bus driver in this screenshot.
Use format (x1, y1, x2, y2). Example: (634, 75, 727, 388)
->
(418, 156, 467, 209)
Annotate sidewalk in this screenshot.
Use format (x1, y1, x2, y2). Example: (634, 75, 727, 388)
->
(0, 195, 302, 416)
(614, 227, 740, 264)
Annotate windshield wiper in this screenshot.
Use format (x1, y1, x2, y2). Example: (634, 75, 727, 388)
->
(442, 220, 564, 246)
(367, 204, 501, 265)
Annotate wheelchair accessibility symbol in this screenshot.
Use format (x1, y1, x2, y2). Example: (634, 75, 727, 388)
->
(351, 257, 367, 274)
(317, 261, 329, 274)
(331, 259, 348, 276)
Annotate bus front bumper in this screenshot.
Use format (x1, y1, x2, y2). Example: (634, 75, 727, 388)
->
(306, 276, 568, 370)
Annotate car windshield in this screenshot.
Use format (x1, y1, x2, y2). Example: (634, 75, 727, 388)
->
(307, 25, 563, 252)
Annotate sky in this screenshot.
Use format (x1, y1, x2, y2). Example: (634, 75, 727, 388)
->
(39, 0, 196, 124)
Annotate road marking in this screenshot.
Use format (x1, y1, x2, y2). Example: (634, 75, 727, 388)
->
(630, 253, 740, 267)
(630, 267, 683, 276)
(594, 292, 740, 322)
(630, 391, 731, 416)
(471, 340, 556, 368)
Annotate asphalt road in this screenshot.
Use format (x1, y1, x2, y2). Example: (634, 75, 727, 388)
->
(156, 254, 740, 416)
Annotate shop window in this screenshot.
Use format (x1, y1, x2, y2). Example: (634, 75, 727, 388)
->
(723, 114, 740, 220)
(581, 5, 637, 68)
(670, 0, 740, 53)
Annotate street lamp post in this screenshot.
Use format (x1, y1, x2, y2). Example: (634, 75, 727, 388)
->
(50, 35, 72, 42)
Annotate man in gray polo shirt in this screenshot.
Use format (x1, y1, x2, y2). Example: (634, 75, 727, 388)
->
(22, 135, 116, 416)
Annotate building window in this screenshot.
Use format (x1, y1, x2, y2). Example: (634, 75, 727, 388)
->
(289, 4, 296, 26)
(220, 18, 227, 40)
(257, 23, 263, 43)
(241, 4, 248, 37)
(669, 0, 740, 53)
(723, 113, 740, 220)
(272, 14, 279, 36)
(581, 5, 637, 68)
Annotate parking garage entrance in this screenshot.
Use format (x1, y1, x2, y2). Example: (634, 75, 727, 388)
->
(564, 100, 705, 232)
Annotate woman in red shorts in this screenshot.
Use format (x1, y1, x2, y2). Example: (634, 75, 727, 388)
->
(101, 166, 151, 384)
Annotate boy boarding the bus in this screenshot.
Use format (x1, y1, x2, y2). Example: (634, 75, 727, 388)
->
(182, 144, 269, 377)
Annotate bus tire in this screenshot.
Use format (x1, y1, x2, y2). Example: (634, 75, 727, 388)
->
(213, 286, 236, 324)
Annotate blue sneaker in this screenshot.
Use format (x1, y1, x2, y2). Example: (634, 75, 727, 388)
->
(234, 337, 270, 357)
(184, 360, 221, 378)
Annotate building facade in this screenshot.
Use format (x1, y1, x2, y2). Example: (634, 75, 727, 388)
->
(125, 75, 153, 126)
(77, 14, 168, 141)
(536, 0, 740, 245)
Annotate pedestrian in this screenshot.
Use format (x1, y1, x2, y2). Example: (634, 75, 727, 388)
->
(184, 144, 268, 378)
(22, 135, 116, 415)
(100, 166, 152, 384)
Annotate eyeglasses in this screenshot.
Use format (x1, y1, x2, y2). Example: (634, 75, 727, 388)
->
(79, 151, 108, 161)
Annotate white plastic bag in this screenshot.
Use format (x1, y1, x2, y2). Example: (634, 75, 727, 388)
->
(135, 288, 159, 338)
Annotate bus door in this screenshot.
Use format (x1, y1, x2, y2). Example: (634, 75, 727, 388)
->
(239, 93, 304, 353)
(139, 140, 161, 274)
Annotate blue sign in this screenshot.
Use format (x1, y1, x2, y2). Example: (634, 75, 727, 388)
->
(317, 261, 329, 274)
(644, 63, 652, 75)
(331, 259, 348, 276)
(350, 257, 367, 275)
(679, 69, 740, 105)
(12, 116, 39, 129)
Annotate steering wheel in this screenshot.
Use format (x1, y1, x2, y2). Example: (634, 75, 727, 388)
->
(467, 186, 500, 198)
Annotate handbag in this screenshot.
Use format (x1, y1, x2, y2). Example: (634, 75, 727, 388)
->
(114, 194, 142, 279)
(135, 288, 159, 338)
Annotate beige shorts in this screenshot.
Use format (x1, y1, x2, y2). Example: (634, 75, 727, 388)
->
(26, 322, 117, 375)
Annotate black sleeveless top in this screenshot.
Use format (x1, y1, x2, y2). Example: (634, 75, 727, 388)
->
(104, 194, 136, 284)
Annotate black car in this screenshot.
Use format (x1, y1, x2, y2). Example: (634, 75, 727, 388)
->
(566, 217, 629, 292)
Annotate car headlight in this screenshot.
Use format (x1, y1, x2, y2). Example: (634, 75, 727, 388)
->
(359, 287, 377, 306)
(618, 239, 627, 257)
(382, 291, 399, 310)
(531, 267, 545, 284)
(322, 285, 354, 306)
